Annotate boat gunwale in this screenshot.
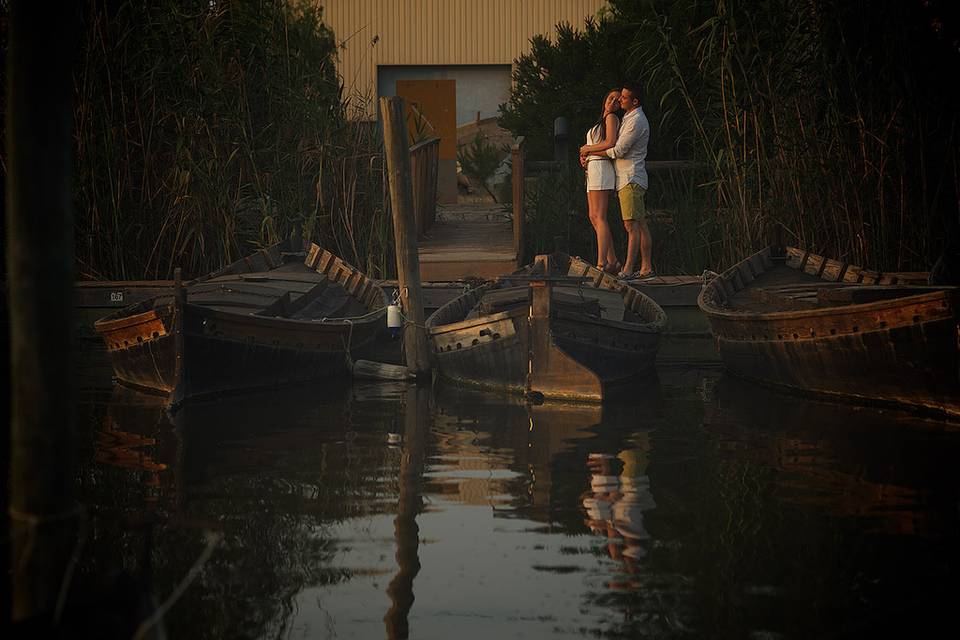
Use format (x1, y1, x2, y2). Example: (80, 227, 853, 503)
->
(564, 255, 668, 331)
(424, 253, 668, 335)
(697, 245, 957, 326)
(424, 284, 489, 330)
(184, 294, 386, 329)
(94, 240, 386, 336)
(426, 306, 525, 335)
(94, 304, 170, 334)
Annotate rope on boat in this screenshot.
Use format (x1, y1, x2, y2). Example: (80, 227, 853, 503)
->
(341, 318, 355, 367)
(700, 269, 719, 293)
(395, 286, 429, 330)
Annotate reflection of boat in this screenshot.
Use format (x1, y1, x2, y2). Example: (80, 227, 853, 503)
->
(99, 391, 173, 473)
(426, 253, 665, 402)
(698, 245, 959, 418)
(427, 384, 663, 529)
(87, 386, 181, 511)
(706, 375, 956, 535)
(95, 239, 387, 407)
(427, 385, 603, 512)
(85, 381, 393, 639)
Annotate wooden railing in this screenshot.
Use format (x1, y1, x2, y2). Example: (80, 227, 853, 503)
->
(511, 136, 526, 267)
(409, 137, 440, 238)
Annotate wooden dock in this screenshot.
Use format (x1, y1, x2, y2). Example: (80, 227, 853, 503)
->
(418, 203, 518, 281)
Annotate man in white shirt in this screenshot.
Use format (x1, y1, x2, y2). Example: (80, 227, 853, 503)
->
(582, 82, 653, 278)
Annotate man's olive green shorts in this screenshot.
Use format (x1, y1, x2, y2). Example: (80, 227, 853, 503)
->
(617, 183, 647, 221)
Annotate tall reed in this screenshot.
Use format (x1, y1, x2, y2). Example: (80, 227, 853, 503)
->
(630, 0, 958, 271)
(501, 1, 958, 273)
(73, 0, 391, 281)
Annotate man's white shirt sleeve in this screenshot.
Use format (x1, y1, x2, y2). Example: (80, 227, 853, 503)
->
(606, 112, 638, 159)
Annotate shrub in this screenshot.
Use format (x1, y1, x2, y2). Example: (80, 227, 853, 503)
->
(457, 132, 506, 201)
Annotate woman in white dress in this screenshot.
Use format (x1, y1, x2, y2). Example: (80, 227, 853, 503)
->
(580, 90, 622, 273)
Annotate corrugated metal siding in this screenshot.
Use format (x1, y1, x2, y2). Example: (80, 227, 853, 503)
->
(321, 0, 609, 117)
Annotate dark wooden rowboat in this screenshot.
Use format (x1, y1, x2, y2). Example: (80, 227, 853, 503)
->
(425, 253, 666, 401)
(698, 246, 960, 418)
(94, 239, 387, 408)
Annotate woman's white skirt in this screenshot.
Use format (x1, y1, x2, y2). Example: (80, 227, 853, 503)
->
(586, 158, 615, 191)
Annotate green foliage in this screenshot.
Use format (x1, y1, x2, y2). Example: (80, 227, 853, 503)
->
(74, 0, 392, 280)
(457, 132, 506, 201)
(498, 18, 635, 162)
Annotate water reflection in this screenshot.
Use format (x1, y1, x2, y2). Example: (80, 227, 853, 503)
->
(582, 436, 656, 589)
(708, 376, 958, 536)
(72, 369, 960, 639)
(384, 385, 428, 639)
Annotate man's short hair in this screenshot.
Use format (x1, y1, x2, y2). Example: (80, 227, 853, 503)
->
(621, 81, 644, 105)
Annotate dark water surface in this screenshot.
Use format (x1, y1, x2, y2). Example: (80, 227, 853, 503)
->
(71, 345, 960, 639)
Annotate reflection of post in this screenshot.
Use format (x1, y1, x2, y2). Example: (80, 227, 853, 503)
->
(384, 386, 429, 639)
(7, 2, 80, 623)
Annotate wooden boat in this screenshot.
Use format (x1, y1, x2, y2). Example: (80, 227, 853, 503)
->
(425, 253, 666, 401)
(698, 246, 960, 418)
(94, 238, 387, 407)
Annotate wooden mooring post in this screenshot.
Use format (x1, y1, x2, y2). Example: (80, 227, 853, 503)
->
(380, 96, 432, 376)
(511, 136, 526, 269)
(6, 1, 81, 626)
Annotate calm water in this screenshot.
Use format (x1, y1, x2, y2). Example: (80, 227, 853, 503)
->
(70, 343, 960, 639)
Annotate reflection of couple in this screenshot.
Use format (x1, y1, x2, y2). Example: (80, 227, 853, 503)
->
(582, 443, 656, 587)
(579, 82, 653, 281)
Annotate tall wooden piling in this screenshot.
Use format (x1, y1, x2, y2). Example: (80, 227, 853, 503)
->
(6, 1, 81, 624)
(380, 96, 432, 375)
(511, 136, 526, 269)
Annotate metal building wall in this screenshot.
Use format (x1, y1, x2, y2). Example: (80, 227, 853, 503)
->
(320, 0, 609, 118)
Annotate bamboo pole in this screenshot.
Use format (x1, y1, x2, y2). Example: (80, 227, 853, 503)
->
(7, 1, 81, 624)
(380, 97, 432, 375)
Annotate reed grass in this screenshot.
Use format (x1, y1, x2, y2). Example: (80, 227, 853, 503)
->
(73, 0, 392, 281)
(502, 0, 958, 274)
(630, 0, 957, 271)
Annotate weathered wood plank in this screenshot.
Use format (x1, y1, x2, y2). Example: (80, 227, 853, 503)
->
(785, 247, 806, 269)
(417, 205, 516, 280)
(821, 258, 847, 282)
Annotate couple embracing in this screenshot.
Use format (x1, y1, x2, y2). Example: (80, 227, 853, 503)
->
(579, 81, 653, 280)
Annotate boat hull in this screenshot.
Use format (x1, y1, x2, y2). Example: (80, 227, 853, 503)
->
(716, 316, 958, 414)
(98, 306, 177, 394)
(430, 316, 659, 401)
(700, 246, 960, 418)
(427, 255, 665, 402)
(95, 241, 386, 407)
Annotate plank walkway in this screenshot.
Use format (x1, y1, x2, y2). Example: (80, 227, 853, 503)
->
(418, 203, 517, 281)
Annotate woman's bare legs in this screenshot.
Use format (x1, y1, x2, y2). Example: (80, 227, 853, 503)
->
(587, 190, 619, 271)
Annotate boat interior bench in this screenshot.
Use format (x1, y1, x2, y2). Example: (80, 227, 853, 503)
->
(742, 282, 952, 311)
(183, 269, 366, 320)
